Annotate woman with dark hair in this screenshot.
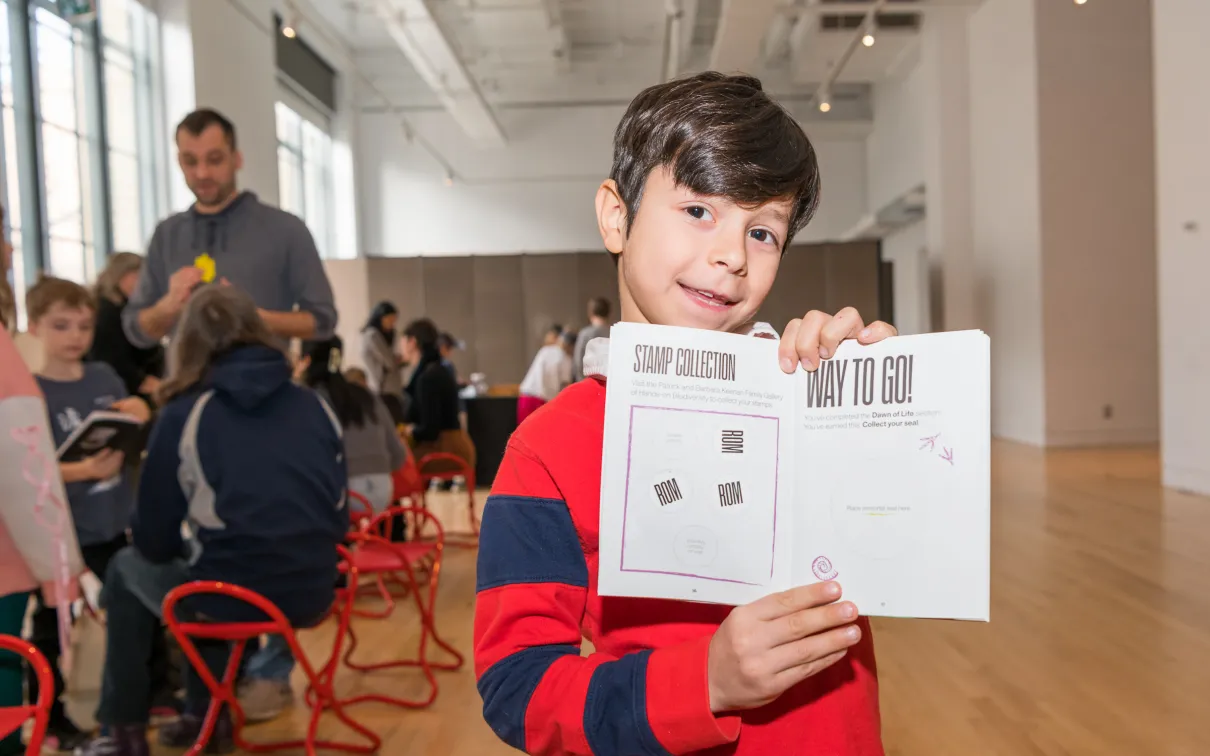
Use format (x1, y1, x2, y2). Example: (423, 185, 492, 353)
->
(401, 318, 475, 473)
(88, 252, 164, 401)
(360, 301, 407, 423)
(297, 336, 405, 514)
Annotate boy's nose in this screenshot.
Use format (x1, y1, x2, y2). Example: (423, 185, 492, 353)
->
(707, 236, 747, 274)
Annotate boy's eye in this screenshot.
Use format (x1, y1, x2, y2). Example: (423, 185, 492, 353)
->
(685, 206, 713, 221)
(749, 228, 778, 246)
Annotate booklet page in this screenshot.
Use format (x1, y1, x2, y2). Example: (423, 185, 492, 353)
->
(792, 330, 991, 621)
(597, 323, 795, 606)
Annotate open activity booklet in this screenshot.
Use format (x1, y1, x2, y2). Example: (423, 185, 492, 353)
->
(598, 323, 991, 622)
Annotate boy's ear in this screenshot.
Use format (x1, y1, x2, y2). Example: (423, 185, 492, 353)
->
(595, 179, 626, 258)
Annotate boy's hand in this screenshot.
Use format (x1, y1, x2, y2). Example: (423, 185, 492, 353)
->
(112, 396, 151, 424)
(778, 307, 897, 373)
(81, 449, 124, 481)
(707, 581, 862, 713)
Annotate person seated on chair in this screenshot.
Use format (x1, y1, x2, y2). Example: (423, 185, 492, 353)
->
(296, 336, 405, 516)
(400, 318, 476, 477)
(77, 285, 348, 756)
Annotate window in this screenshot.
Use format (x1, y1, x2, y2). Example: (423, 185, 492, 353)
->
(100, 0, 162, 253)
(0, 1, 165, 329)
(0, 1, 27, 328)
(35, 4, 102, 284)
(275, 100, 334, 258)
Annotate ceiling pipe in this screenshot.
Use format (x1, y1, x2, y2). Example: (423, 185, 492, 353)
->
(812, 0, 889, 110)
(661, 0, 684, 82)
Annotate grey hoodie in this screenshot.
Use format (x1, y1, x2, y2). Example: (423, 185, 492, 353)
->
(122, 192, 337, 347)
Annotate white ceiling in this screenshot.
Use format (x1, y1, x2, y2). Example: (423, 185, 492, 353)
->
(299, 0, 982, 139)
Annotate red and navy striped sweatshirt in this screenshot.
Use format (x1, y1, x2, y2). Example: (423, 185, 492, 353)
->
(474, 366, 884, 754)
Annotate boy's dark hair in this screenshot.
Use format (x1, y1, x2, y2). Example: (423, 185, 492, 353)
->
(610, 71, 820, 250)
(403, 318, 440, 352)
(177, 108, 237, 150)
(26, 275, 95, 322)
(588, 297, 611, 319)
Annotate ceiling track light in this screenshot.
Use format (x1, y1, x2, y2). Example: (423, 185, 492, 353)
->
(1074, 0, 1088, 4)
(282, 1, 299, 38)
(861, 18, 876, 47)
(818, 92, 832, 113)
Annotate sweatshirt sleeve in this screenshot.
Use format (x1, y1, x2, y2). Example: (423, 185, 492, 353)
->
(287, 218, 337, 340)
(131, 401, 191, 563)
(0, 331, 86, 602)
(123, 225, 168, 349)
(361, 331, 390, 393)
(474, 437, 740, 755)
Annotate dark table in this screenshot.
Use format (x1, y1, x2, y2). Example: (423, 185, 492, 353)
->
(465, 395, 518, 487)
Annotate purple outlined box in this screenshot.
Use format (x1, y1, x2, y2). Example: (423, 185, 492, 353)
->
(619, 405, 780, 586)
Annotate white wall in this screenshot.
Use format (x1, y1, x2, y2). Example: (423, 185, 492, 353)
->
(880, 220, 928, 336)
(866, 64, 926, 215)
(969, 0, 1046, 446)
(1035, 0, 1157, 446)
(1153, 0, 1210, 495)
(358, 106, 869, 256)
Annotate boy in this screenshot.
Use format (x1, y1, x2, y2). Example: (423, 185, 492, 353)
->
(25, 277, 152, 751)
(473, 72, 896, 755)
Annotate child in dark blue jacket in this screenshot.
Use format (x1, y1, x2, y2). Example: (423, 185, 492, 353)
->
(79, 285, 348, 756)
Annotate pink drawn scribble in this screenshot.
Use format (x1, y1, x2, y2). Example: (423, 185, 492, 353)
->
(919, 433, 941, 452)
(12, 425, 75, 673)
(939, 447, 954, 466)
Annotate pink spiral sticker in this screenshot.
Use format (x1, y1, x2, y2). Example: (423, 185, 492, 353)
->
(811, 555, 838, 581)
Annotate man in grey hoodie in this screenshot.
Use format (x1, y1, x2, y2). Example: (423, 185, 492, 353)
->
(123, 109, 336, 349)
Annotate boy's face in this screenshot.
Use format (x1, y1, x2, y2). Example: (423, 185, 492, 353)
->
(597, 168, 791, 333)
(31, 303, 95, 362)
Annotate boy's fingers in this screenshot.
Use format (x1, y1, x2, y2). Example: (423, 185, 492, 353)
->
(818, 307, 864, 360)
(770, 624, 862, 676)
(857, 320, 897, 344)
(793, 310, 831, 372)
(753, 581, 843, 621)
(778, 319, 802, 373)
(772, 645, 852, 686)
(769, 601, 859, 647)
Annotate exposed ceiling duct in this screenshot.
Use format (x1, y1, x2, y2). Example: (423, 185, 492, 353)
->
(371, 0, 507, 145)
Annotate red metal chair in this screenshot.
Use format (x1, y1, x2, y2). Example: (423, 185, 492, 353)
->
(161, 550, 380, 756)
(344, 491, 412, 619)
(338, 506, 464, 709)
(0, 635, 53, 755)
(417, 452, 479, 547)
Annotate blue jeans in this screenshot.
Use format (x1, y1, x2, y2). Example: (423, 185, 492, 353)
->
(96, 547, 220, 724)
(245, 635, 294, 683)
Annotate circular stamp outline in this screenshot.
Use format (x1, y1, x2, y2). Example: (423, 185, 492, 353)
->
(811, 555, 839, 581)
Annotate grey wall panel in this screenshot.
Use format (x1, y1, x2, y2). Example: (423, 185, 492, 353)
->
(521, 254, 582, 358)
(824, 242, 881, 319)
(759, 243, 829, 334)
(576, 251, 620, 327)
(366, 257, 425, 328)
(473, 255, 527, 383)
(422, 257, 477, 376)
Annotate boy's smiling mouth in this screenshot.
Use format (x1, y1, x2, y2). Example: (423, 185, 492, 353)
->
(679, 283, 737, 310)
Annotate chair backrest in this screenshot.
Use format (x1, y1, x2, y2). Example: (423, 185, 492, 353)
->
(0, 635, 53, 752)
(418, 452, 473, 484)
(353, 505, 446, 552)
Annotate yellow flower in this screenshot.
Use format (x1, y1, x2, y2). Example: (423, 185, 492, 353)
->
(193, 253, 216, 283)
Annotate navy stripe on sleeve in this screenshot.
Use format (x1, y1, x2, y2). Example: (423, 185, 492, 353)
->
(476, 495, 589, 592)
(478, 644, 582, 751)
(583, 651, 670, 756)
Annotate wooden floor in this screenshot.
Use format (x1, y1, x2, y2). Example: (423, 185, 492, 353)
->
(68, 442, 1210, 754)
